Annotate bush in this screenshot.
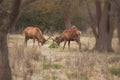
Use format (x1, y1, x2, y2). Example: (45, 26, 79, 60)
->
(14, 11, 88, 33)
(15, 11, 65, 33)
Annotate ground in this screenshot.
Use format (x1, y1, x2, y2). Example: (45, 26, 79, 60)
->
(8, 34, 120, 80)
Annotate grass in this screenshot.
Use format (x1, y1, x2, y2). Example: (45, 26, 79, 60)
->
(8, 34, 120, 80)
(51, 63, 64, 69)
(67, 72, 89, 80)
(52, 76, 58, 80)
(109, 66, 120, 76)
(43, 63, 64, 69)
(49, 41, 59, 48)
(108, 56, 120, 63)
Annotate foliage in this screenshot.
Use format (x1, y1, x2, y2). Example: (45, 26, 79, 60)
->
(16, 11, 65, 33)
(16, 11, 87, 33)
(13, 0, 88, 33)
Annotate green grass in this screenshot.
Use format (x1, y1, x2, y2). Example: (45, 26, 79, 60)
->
(52, 63, 64, 69)
(109, 66, 120, 76)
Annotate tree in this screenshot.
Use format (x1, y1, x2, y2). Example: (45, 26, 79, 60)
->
(113, 0, 120, 45)
(57, 0, 82, 29)
(64, 0, 71, 29)
(0, 0, 22, 79)
(0, 0, 39, 79)
(85, 0, 114, 52)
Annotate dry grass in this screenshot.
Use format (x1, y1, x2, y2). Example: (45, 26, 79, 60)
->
(7, 34, 120, 80)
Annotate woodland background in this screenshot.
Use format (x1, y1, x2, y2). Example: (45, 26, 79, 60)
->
(0, 0, 120, 80)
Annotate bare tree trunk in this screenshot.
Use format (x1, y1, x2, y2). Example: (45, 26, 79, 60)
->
(86, 0, 114, 52)
(0, 0, 22, 79)
(114, 0, 120, 45)
(112, 0, 120, 45)
(95, 0, 101, 37)
(95, 0, 101, 27)
(85, 0, 98, 38)
(64, 0, 71, 29)
(0, 31, 12, 80)
(94, 1, 114, 52)
(21, 0, 37, 9)
(117, 16, 120, 45)
(0, 0, 21, 31)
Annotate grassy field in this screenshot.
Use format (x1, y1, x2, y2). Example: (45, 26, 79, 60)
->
(7, 34, 120, 80)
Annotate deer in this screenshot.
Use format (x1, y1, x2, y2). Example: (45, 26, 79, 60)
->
(52, 25, 81, 50)
(23, 26, 49, 47)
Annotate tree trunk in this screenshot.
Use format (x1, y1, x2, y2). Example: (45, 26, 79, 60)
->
(117, 16, 120, 45)
(94, 1, 113, 52)
(113, 0, 120, 45)
(95, 32, 113, 52)
(64, 0, 71, 29)
(0, 31, 12, 80)
(85, 0, 98, 38)
(86, 0, 114, 52)
(64, 9, 71, 29)
(0, 0, 22, 79)
(95, 0, 101, 27)
(0, 0, 21, 31)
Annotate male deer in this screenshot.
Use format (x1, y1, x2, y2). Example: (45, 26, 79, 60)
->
(23, 26, 48, 47)
(52, 25, 81, 50)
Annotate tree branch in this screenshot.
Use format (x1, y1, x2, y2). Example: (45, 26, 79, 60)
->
(109, 1, 115, 37)
(0, 0, 3, 4)
(95, 0, 101, 27)
(0, 5, 9, 14)
(85, 0, 98, 38)
(0, 0, 8, 14)
(0, 0, 22, 32)
(21, 0, 38, 9)
(112, 0, 120, 8)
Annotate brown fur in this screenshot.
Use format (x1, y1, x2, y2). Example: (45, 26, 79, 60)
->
(23, 26, 47, 47)
(71, 25, 77, 30)
(53, 26, 81, 50)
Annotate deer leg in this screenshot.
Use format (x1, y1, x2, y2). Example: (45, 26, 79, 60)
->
(33, 38, 35, 47)
(68, 40, 70, 50)
(24, 37, 28, 47)
(75, 39, 81, 50)
(63, 41, 67, 50)
(37, 39, 40, 48)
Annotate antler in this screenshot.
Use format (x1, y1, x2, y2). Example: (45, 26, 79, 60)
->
(46, 36, 51, 40)
(46, 31, 56, 41)
(51, 37, 55, 41)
